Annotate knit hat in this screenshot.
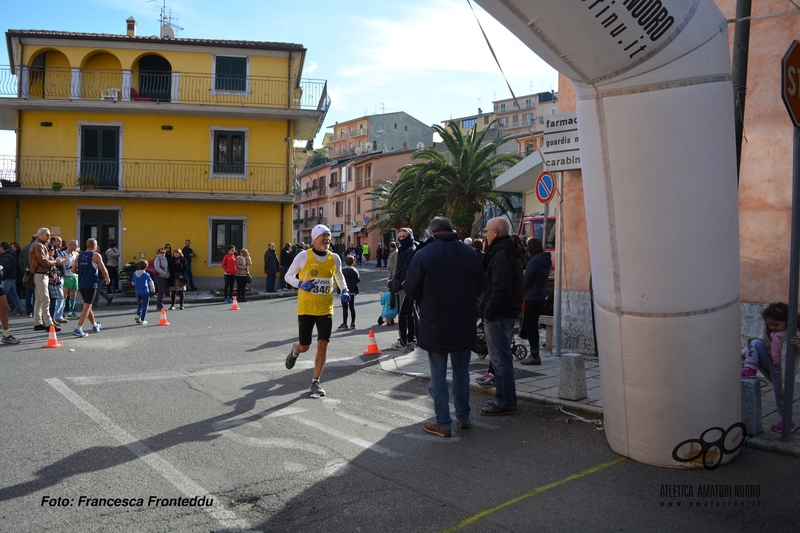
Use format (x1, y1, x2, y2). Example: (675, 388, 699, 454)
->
(311, 224, 331, 242)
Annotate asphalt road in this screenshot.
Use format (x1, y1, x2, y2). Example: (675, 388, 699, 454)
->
(1, 266, 799, 532)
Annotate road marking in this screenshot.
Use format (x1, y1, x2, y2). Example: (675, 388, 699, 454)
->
(370, 391, 498, 429)
(440, 456, 627, 533)
(44, 378, 251, 531)
(289, 415, 398, 457)
(66, 358, 360, 385)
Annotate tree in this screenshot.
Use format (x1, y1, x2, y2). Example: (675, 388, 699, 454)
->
(303, 149, 329, 171)
(371, 121, 520, 239)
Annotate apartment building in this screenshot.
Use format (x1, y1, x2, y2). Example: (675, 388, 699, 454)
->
(0, 18, 328, 285)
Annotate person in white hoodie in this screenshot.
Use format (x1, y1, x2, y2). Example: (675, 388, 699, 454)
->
(132, 260, 156, 325)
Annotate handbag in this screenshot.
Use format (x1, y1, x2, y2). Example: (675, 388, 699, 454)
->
(22, 268, 35, 289)
(246, 270, 253, 284)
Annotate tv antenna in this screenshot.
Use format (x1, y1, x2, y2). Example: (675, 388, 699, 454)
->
(148, 0, 184, 38)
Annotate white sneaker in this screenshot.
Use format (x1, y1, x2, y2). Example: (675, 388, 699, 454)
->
(141, 320, 148, 325)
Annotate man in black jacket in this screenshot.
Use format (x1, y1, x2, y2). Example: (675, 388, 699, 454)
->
(478, 217, 526, 416)
(264, 242, 279, 293)
(405, 217, 484, 437)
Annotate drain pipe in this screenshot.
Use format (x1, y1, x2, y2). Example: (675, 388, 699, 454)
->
(731, 0, 752, 180)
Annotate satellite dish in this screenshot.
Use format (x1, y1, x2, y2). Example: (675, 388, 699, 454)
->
(160, 25, 175, 39)
(416, 142, 424, 149)
(355, 146, 363, 155)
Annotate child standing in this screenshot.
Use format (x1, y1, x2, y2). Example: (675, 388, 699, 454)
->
(133, 260, 155, 325)
(377, 281, 398, 326)
(338, 255, 360, 330)
(741, 302, 800, 433)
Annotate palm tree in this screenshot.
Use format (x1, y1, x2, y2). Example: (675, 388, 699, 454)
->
(372, 121, 520, 239)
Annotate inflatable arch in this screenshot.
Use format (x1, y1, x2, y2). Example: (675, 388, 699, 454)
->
(476, 0, 741, 467)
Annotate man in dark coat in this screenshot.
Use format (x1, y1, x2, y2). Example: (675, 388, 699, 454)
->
(263, 242, 279, 293)
(478, 217, 526, 416)
(405, 217, 484, 437)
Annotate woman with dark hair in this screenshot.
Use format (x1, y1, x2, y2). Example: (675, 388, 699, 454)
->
(168, 248, 187, 310)
(105, 241, 120, 293)
(520, 237, 552, 365)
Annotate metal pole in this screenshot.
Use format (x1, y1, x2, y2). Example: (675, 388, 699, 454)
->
(554, 172, 563, 357)
(782, 125, 800, 442)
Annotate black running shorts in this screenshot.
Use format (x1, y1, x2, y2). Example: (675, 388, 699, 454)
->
(298, 314, 333, 345)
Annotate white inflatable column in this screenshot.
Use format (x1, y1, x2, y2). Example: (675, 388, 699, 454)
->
(476, 0, 741, 467)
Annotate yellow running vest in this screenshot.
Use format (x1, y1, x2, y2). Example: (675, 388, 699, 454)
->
(297, 249, 336, 316)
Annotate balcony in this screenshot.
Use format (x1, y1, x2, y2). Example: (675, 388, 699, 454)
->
(0, 156, 290, 197)
(0, 66, 330, 139)
(348, 128, 367, 138)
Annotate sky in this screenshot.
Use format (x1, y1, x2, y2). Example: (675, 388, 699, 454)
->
(0, 0, 558, 156)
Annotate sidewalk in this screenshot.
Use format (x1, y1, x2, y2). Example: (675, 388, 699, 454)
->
(378, 344, 800, 460)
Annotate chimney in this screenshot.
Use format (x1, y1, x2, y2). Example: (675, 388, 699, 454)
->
(126, 17, 137, 37)
(478, 107, 482, 115)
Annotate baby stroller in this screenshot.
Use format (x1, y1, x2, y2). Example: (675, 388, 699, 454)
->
(474, 318, 528, 360)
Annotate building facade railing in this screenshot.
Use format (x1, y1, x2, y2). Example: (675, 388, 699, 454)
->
(0, 66, 329, 111)
(348, 128, 367, 138)
(0, 156, 288, 194)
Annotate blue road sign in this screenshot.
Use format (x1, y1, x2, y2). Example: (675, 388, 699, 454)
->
(536, 172, 556, 204)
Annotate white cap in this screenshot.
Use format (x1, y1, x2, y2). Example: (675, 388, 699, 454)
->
(311, 224, 331, 242)
(464, 237, 473, 245)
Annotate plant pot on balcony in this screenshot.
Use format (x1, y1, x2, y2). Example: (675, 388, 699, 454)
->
(51, 182, 63, 192)
(78, 175, 99, 190)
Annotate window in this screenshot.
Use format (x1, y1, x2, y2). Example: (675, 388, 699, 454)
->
(211, 219, 244, 263)
(311, 208, 316, 218)
(215, 56, 247, 92)
(499, 117, 507, 126)
(462, 118, 477, 128)
(330, 171, 338, 188)
(500, 103, 506, 112)
(513, 101, 518, 108)
(356, 196, 361, 214)
(366, 164, 372, 186)
(356, 166, 363, 188)
(404, 125, 407, 131)
(525, 98, 532, 108)
(484, 116, 489, 124)
(213, 130, 245, 174)
(335, 201, 343, 217)
(525, 113, 533, 123)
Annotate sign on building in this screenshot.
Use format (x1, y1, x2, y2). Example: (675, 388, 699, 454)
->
(542, 112, 581, 172)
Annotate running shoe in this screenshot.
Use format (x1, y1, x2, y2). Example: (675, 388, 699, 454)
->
(141, 320, 148, 325)
(73, 328, 88, 338)
(1, 334, 20, 345)
(771, 421, 797, 433)
(92, 323, 101, 333)
(337, 323, 349, 330)
(285, 346, 298, 369)
(135, 316, 141, 324)
(67, 312, 79, 319)
(310, 380, 326, 398)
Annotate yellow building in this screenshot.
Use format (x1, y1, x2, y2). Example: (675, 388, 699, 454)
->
(0, 18, 328, 286)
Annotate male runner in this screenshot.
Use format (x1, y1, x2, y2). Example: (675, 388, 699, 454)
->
(284, 225, 349, 398)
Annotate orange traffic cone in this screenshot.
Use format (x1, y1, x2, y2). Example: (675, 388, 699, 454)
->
(363, 329, 382, 355)
(230, 297, 240, 311)
(42, 325, 64, 348)
(157, 308, 170, 326)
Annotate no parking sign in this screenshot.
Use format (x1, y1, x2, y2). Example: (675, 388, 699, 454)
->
(535, 171, 556, 204)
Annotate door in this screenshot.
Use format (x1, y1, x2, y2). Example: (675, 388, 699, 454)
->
(80, 210, 118, 258)
(81, 126, 120, 189)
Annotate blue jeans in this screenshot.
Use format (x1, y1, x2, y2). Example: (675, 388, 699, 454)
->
(485, 316, 517, 410)
(745, 338, 785, 416)
(428, 350, 471, 427)
(2, 278, 22, 312)
(136, 293, 151, 321)
(266, 273, 276, 292)
(25, 287, 34, 315)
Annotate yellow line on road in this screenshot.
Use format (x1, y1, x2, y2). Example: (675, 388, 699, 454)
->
(441, 456, 627, 533)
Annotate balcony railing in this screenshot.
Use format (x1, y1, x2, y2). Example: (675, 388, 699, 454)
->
(348, 128, 367, 138)
(1, 156, 288, 194)
(0, 66, 329, 111)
